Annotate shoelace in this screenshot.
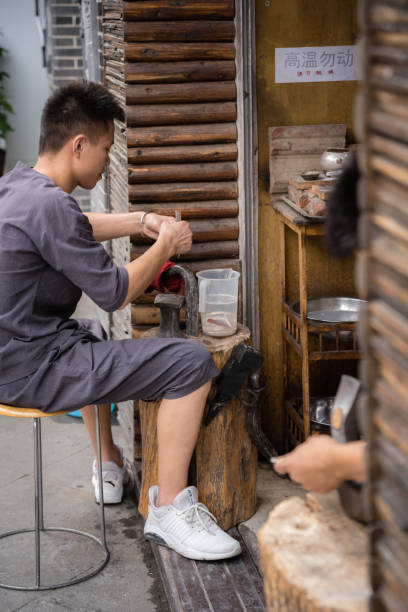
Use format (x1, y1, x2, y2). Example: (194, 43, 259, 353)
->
(176, 503, 217, 533)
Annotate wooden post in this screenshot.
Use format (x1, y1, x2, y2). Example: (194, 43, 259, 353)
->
(138, 325, 257, 531)
(258, 493, 370, 611)
(298, 230, 311, 438)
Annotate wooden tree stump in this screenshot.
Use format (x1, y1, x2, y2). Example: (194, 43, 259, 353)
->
(138, 325, 257, 530)
(258, 493, 370, 611)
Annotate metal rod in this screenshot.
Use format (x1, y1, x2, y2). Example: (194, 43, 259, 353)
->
(37, 418, 44, 530)
(175, 210, 181, 259)
(33, 419, 41, 587)
(95, 405, 107, 550)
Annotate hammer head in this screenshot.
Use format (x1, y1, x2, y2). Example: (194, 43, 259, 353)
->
(330, 375, 361, 444)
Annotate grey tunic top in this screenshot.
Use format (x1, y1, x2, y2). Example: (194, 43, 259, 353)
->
(0, 162, 129, 384)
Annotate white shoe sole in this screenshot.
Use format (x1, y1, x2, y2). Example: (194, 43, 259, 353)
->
(144, 524, 242, 561)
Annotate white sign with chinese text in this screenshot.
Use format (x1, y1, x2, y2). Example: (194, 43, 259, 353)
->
(275, 46, 357, 83)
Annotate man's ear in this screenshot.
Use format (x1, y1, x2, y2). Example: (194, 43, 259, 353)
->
(72, 134, 86, 157)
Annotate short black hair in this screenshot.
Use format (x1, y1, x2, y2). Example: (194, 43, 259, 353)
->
(325, 152, 360, 257)
(39, 80, 125, 154)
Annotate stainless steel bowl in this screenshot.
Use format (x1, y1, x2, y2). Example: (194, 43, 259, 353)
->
(293, 297, 366, 323)
(321, 148, 350, 173)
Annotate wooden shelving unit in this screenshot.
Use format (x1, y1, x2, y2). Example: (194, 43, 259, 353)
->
(273, 199, 362, 447)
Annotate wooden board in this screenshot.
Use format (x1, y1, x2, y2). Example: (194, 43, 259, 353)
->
(268, 124, 346, 194)
(151, 526, 265, 612)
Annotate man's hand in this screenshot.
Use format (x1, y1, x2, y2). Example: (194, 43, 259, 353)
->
(156, 220, 192, 256)
(141, 213, 175, 240)
(274, 436, 366, 493)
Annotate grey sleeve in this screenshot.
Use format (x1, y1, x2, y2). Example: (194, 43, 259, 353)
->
(32, 194, 129, 312)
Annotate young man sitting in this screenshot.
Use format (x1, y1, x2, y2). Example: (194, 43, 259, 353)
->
(0, 81, 241, 561)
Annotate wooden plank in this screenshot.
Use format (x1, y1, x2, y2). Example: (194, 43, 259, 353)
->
(128, 162, 237, 183)
(129, 181, 238, 202)
(126, 81, 236, 104)
(129, 200, 238, 218)
(125, 60, 236, 84)
(128, 144, 238, 164)
(131, 218, 239, 243)
(150, 528, 264, 612)
(127, 123, 237, 146)
(126, 102, 236, 126)
(131, 241, 239, 261)
(123, 1, 235, 21)
(124, 20, 235, 42)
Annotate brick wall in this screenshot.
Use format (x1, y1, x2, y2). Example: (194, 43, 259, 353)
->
(45, 0, 89, 211)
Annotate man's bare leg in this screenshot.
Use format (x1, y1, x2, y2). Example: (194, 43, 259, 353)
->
(156, 380, 211, 507)
(81, 403, 122, 466)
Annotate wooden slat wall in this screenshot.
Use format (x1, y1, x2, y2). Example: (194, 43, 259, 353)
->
(362, 2, 408, 610)
(103, 0, 134, 455)
(123, 0, 240, 332)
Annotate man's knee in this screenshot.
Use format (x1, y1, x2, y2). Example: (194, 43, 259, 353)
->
(184, 340, 215, 372)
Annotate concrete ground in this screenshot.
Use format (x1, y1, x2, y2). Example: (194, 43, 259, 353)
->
(0, 411, 170, 612)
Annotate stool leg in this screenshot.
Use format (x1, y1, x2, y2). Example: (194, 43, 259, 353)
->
(33, 418, 41, 588)
(94, 405, 107, 550)
(36, 417, 44, 530)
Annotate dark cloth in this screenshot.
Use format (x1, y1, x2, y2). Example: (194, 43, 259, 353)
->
(0, 162, 129, 384)
(147, 260, 184, 294)
(0, 318, 218, 413)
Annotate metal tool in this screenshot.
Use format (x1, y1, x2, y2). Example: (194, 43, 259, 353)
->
(165, 264, 199, 336)
(330, 375, 366, 523)
(175, 209, 181, 259)
(154, 294, 185, 338)
(204, 343, 264, 426)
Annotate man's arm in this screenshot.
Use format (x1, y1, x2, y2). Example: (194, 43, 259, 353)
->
(274, 436, 366, 493)
(84, 211, 145, 242)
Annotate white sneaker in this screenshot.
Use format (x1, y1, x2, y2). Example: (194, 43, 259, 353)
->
(92, 445, 129, 504)
(144, 485, 242, 561)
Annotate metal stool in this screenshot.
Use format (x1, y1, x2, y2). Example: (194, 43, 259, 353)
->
(0, 403, 109, 590)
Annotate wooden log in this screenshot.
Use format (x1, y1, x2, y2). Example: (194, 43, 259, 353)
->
(131, 241, 239, 261)
(128, 161, 237, 183)
(123, 1, 235, 21)
(138, 325, 256, 531)
(370, 134, 408, 166)
(128, 143, 237, 164)
(131, 218, 239, 244)
(370, 110, 408, 143)
(371, 154, 408, 189)
(128, 181, 238, 202)
(184, 258, 240, 274)
(126, 102, 236, 126)
(126, 81, 236, 104)
(258, 493, 370, 611)
(127, 123, 237, 146)
(125, 42, 235, 62)
(131, 304, 186, 326)
(132, 293, 156, 305)
(125, 60, 236, 84)
(124, 20, 235, 43)
(129, 199, 238, 218)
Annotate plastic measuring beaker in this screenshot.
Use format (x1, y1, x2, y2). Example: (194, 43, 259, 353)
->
(196, 269, 240, 337)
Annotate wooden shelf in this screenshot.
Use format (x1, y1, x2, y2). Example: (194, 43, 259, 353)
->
(274, 198, 361, 445)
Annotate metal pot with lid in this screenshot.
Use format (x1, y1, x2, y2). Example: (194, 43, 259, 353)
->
(321, 148, 350, 174)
